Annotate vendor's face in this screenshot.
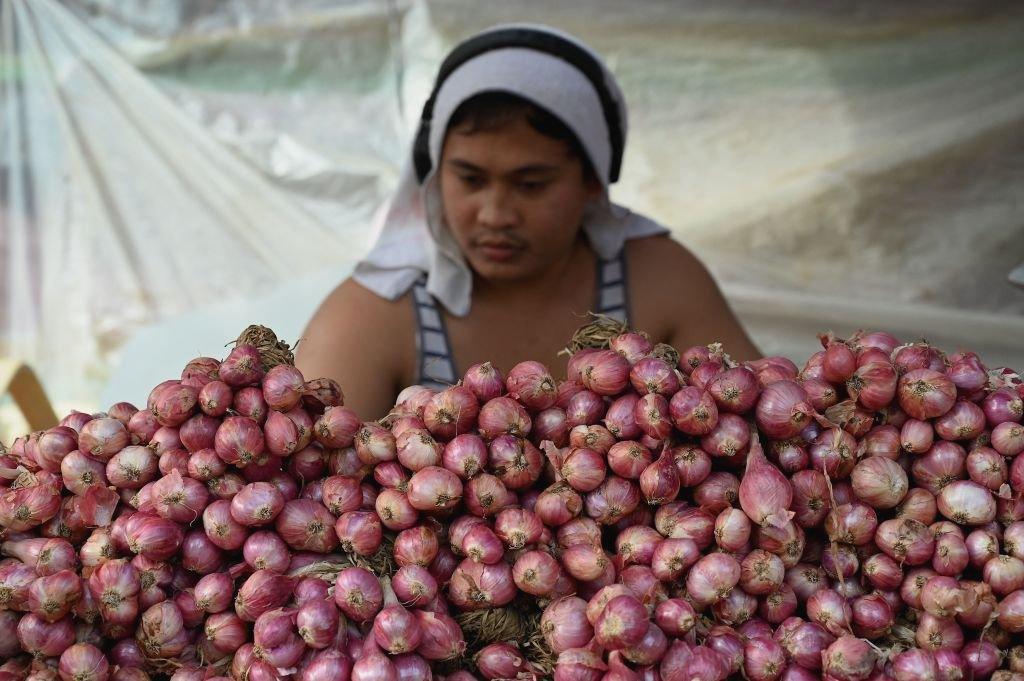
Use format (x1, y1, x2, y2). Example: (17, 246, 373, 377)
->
(439, 114, 602, 282)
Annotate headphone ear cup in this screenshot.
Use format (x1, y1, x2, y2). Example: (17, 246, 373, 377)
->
(412, 118, 433, 183)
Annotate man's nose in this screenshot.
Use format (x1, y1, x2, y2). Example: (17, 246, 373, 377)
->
(477, 186, 518, 229)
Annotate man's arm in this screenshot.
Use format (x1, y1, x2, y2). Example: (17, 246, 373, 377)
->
(295, 278, 412, 421)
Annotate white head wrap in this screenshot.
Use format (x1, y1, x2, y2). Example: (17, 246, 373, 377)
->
(353, 23, 668, 316)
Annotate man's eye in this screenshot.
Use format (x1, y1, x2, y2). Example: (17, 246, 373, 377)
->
(519, 181, 547, 192)
(458, 175, 484, 187)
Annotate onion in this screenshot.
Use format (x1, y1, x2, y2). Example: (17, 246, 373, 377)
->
(17, 613, 75, 658)
(275, 499, 338, 553)
(898, 369, 957, 420)
(566, 390, 606, 427)
(414, 609, 466, 661)
(466, 474, 512, 518)
(352, 637, 398, 681)
(78, 418, 130, 461)
(585, 476, 640, 526)
(966, 445, 1008, 493)
(607, 440, 653, 480)
(983, 387, 1024, 427)
(850, 456, 908, 509)
(820, 338, 857, 384)
(594, 594, 648, 650)
(701, 413, 751, 459)
(739, 549, 785, 595)
(333, 566, 383, 623)
(611, 331, 655, 364)
(668, 387, 719, 436)
(892, 648, 939, 681)
(739, 432, 793, 528)
(555, 646, 608, 681)
(355, 423, 397, 466)
(821, 635, 877, 681)
(755, 381, 812, 439)
(218, 344, 262, 387)
(631, 356, 680, 396)
(686, 553, 740, 607)
(912, 441, 966, 496)
(605, 394, 641, 440)
(533, 407, 569, 447)
(916, 612, 965, 651)
(561, 447, 607, 492)
(448, 559, 515, 611)
(897, 487, 938, 525)
(228, 388, 265, 426)
(825, 502, 878, 546)
(105, 445, 158, 490)
(541, 596, 593, 654)
(27, 569, 82, 622)
(373, 600, 422, 654)
(847, 360, 898, 411)
(406, 466, 463, 511)
(998, 589, 1024, 632)
(671, 444, 712, 487)
(475, 642, 533, 680)
(184, 573, 231, 619)
(932, 532, 970, 576)
(706, 366, 760, 414)
(392, 564, 437, 606)
(478, 397, 532, 439)
(123, 512, 183, 561)
(993, 421, 1024, 457)
(488, 435, 543, 490)
(851, 592, 893, 638)
(984, 555, 1024, 596)
(579, 349, 631, 396)
(214, 416, 265, 467)
(715, 507, 752, 553)
(934, 400, 986, 442)
(692, 472, 739, 514)
(743, 636, 786, 681)
(463, 362, 505, 402)
(505, 361, 557, 411)
(639, 446, 679, 505)
(635, 393, 673, 440)
(937, 480, 996, 526)
(203, 499, 247, 550)
(423, 386, 480, 440)
(876, 517, 936, 565)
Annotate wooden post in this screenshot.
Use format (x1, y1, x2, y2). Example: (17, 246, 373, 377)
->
(0, 359, 59, 432)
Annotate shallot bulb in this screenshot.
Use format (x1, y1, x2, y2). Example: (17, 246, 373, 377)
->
(755, 381, 813, 439)
(739, 432, 793, 528)
(850, 456, 908, 509)
(898, 369, 957, 420)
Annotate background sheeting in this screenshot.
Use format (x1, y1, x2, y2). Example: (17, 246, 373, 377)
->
(2, 0, 1023, 438)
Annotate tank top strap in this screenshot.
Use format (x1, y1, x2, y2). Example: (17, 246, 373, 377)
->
(594, 247, 631, 324)
(411, 277, 458, 391)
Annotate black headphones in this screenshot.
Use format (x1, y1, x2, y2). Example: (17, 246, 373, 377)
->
(411, 27, 625, 185)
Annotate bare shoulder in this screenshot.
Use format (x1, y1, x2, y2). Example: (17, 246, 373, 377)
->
(626, 234, 707, 280)
(625, 235, 761, 361)
(295, 278, 414, 420)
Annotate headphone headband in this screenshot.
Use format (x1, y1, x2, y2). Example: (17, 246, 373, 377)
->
(412, 27, 624, 184)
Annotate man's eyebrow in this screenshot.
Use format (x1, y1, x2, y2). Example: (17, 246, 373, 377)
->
(446, 159, 560, 176)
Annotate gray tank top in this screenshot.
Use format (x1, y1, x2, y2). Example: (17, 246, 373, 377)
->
(413, 250, 630, 390)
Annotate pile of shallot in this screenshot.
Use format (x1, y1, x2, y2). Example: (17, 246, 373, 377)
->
(2, 322, 1024, 681)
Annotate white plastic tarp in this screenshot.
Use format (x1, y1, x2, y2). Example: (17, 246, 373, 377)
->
(2, 0, 1023, 432)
